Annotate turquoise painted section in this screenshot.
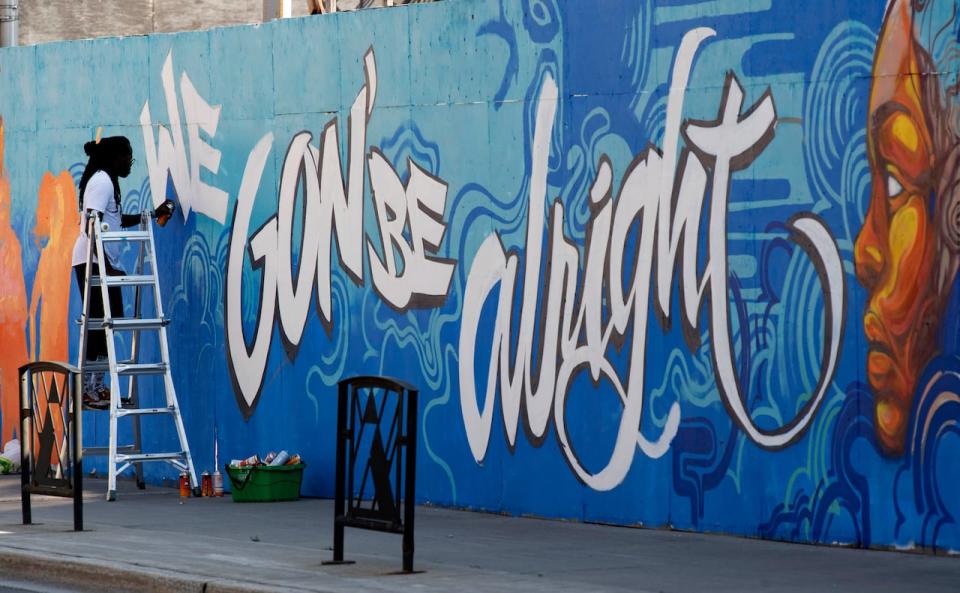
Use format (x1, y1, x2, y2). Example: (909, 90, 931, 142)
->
(1, 0, 959, 553)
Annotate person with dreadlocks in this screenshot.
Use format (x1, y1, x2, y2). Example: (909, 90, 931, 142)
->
(70, 136, 174, 408)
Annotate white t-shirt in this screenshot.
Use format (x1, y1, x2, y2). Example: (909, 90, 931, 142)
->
(71, 170, 122, 267)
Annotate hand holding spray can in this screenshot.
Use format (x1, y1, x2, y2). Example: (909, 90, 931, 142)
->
(155, 199, 175, 227)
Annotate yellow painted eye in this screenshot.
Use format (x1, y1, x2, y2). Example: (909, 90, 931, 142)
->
(886, 172, 903, 199)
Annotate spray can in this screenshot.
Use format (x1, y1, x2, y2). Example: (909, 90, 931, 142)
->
(179, 472, 190, 501)
(268, 450, 290, 466)
(201, 471, 212, 497)
(239, 454, 260, 467)
(156, 199, 175, 227)
(212, 470, 224, 497)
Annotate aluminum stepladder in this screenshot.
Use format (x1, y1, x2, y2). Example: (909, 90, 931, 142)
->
(77, 210, 198, 501)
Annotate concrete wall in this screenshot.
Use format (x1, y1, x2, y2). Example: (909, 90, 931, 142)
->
(2, 0, 960, 554)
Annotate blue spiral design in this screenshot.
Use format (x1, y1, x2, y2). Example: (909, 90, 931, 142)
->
(802, 21, 876, 241)
(894, 360, 960, 549)
(760, 382, 874, 545)
(623, 0, 654, 115)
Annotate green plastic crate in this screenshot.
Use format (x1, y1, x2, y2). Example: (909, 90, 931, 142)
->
(225, 463, 305, 502)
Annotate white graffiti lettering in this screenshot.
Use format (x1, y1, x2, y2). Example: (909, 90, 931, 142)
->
(225, 50, 456, 416)
(458, 28, 846, 490)
(140, 51, 229, 223)
(368, 150, 455, 309)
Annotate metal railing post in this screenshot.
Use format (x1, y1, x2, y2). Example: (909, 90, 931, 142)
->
(72, 371, 83, 532)
(326, 376, 418, 572)
(332, 380, 348, 562)
(402, 388, 417, 572)
(19, 367, 31, 525)
(19, 362, 83, 531)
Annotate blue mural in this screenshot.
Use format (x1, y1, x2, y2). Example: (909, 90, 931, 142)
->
(1, 0, 959, 553)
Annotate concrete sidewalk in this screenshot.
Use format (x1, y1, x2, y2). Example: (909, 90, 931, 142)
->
(0, 475, 958, 593)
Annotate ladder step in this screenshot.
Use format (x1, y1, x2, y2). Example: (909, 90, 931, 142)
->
(85, 317, 170, 330)
(81, 361, 111, 373)
(116, 452, 185, 464)
(81, 362, 166, 375)
(117, 363, 167, 375)
(117, 406, 176, 417)
(81, 397, 137, 410)
(90, 275, 155, 287)
(100, 231, 150, 242)
(84, 445, 138, 456)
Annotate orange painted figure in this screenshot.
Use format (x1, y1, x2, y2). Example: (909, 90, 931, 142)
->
(29, 172, 80, 363)
(855, 0, 960, 456)
(0, 118, 29, 444)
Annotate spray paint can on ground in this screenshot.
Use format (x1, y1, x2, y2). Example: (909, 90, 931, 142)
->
(212, 470, 223, 497)
(179, 472, 190, 502)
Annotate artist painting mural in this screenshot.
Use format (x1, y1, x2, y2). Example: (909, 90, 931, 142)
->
(0, 0, 958, 552)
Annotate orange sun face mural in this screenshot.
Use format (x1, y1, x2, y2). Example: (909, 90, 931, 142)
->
(855, 0, 960, 456)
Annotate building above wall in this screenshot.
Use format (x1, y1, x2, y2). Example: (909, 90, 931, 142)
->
(18, 0, 435, 46)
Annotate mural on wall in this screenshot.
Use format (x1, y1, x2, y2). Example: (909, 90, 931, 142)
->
(29, 172, 79, 366)
(0, 119, 78, 444)
(855, 0, 960, 457)
(0, 119, 28, 444)
(458, 30, 845, 492)
(1, 0, 959, 553)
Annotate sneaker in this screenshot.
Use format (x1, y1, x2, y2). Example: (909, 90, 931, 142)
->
(94, 386, 113, 408)
(83, 387, 110, 410)
(82, 392, 105, 410)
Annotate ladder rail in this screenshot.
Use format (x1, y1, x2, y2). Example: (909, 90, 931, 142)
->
(126, 213, 148, 489)
(76, 213, 98, 373)
(93, 216, 123, 498)
(70, 213, 99, 476)
(145, 216, 199, 491)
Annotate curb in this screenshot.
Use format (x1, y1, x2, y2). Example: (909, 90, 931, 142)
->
(0, 547, 323, 593)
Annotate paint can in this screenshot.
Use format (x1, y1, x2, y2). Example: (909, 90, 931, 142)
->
(268, 450, 290, 466)
(239, 454, 260, 467)
(201, 471, 212, 497)
(212, 470, 224, 497)
(179, 472, 190, 500)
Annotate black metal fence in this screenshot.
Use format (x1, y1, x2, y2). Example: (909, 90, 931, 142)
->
(328, 376, 418, 572)
(19, 361, 83, 531)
